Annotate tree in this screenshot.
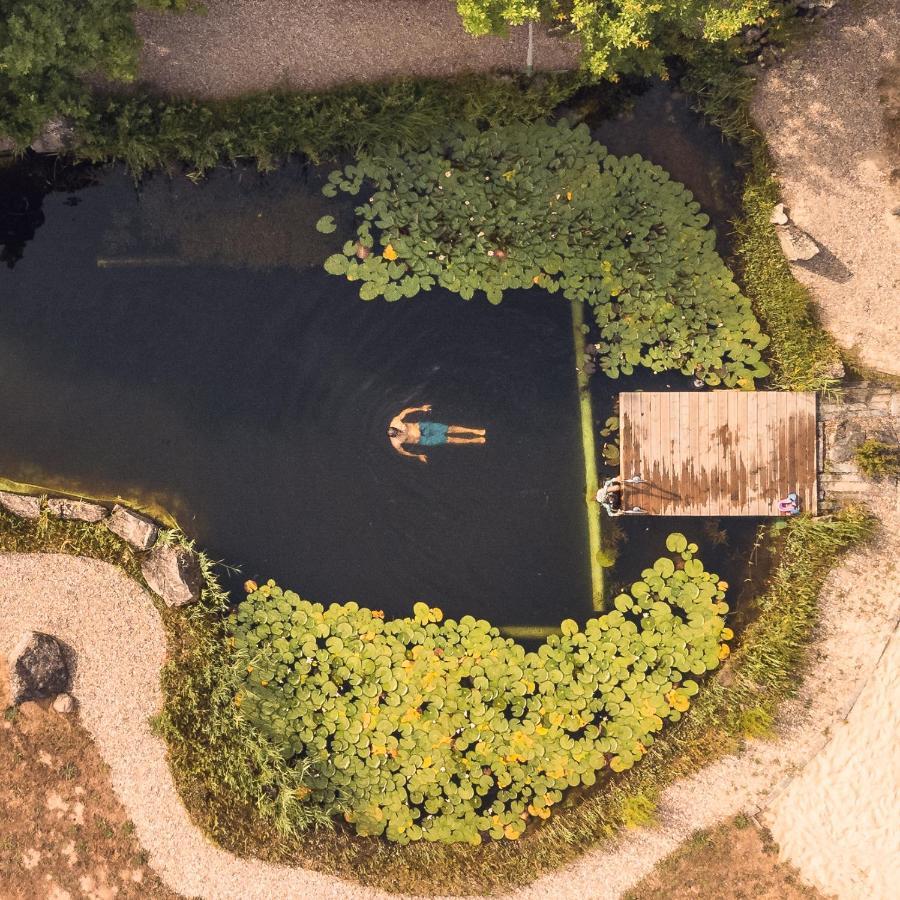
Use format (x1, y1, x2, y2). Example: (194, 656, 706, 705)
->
(454, 0, 774, 78)
(0, 0, 184, 143)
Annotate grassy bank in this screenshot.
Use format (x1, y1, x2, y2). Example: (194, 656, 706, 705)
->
(15, 73, 587, 174)
(0, 503, 871, 894)
(681, 51, 844, 393)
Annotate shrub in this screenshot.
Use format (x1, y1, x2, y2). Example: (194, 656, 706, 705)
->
(0, 0, 147, 141)
(316, 120, 770, 386)
(454, 1, 774, 79)
(853, 439, 900, 480)
(229, 534, 731, 844)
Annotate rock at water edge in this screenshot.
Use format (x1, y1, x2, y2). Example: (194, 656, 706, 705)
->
(0, 491, 41, 520)
(8, 631, 70, 705)
(141, 543, 203, 608)
(29, 118, 74, 155)
(106, 505, 158, 551)
(46, 498, 108, 523)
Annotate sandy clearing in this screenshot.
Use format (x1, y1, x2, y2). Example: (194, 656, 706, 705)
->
(751, 0, 900, 376)
(764, 629, 900, 899)
(2, 492, 898, 900)
(134, 0, 580, 99)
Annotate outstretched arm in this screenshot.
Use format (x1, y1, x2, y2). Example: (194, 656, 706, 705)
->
(395, 445, 427, 463)
(397, 404, 431, 419)
(390, 436, 427, 463)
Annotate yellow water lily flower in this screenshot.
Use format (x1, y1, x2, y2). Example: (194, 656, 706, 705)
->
(383, 244, 398, 260)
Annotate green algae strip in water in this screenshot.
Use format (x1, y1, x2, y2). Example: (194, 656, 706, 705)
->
(571, 299, 604, 609)
(0, 475, 180, 530)
(500, 624, 561, 640)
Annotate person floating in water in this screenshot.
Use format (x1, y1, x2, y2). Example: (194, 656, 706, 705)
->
(388, 405, 486, 463)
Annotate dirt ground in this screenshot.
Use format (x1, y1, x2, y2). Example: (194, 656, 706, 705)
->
(134, 0, 579, 99)
(626, 817, 825, 900)
(0, 668, 176, 900)
(751, 0, 900, 376)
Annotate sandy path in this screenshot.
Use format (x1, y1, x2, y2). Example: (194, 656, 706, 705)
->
(0, 554, 401, 900)
(751, 0, 900, 376)
(134, 1, 580, 99)
(2, 499, 898, 900)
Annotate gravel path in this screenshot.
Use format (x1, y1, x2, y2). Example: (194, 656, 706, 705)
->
(751, 0, 900, 376)
(2, 493, 898, 900)
(134, 1, 580, 99)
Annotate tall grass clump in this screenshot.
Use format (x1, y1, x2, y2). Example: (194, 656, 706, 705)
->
(853, 439, 900, 480)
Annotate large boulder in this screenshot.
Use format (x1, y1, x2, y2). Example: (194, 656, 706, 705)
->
(141, 543, 203, 608)
(8, 631, 70, 704)
(46, 498, 108, 524)
(0, 491, 41, 520)
(777, 224, 820, 261)
(106, 505, 158, 551)
(29, 118, 74, 155)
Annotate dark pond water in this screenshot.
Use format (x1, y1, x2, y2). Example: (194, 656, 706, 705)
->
(0, 86, 761, 629)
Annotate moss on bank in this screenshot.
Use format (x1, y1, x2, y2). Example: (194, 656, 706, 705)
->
(0, 503, 873, 894)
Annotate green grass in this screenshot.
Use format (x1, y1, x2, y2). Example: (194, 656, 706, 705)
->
(733, 152, 843, 392)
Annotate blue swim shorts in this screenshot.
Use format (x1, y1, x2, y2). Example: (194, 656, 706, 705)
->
(418, 421, 449, 446)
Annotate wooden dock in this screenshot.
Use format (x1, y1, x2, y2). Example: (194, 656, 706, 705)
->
(618, 391, 818, 516)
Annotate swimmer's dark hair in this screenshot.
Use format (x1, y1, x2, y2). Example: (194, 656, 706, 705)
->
(388, 426, 401, 437)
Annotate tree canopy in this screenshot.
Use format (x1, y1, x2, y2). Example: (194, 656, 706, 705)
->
(455, 0, 774, 78)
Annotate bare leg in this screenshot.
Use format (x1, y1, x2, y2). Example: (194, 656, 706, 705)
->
(448, 426, 486, 437)
(448, 436, 486, 445)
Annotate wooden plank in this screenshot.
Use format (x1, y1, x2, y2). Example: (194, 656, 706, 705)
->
(677, 393, 691, 514)
(687, 392, 699, 516)
(763, 392, 778, 513)
(733, 391, 745, 513)
(805, 394, 818, 514)
(669, 394, 681, 516)
(747, 390, 761, 515)
(714, 392, 729, 515)
(648, 392, 663, 514)
(696, 390, 710, 517)
(776, 392, 789, 505)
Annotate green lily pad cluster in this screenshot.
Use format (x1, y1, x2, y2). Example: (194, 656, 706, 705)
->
(316, 120, 770, 386)
(229, 535, 731, 844)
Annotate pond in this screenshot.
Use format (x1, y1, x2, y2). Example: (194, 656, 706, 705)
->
(0, 85, 762, 629)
